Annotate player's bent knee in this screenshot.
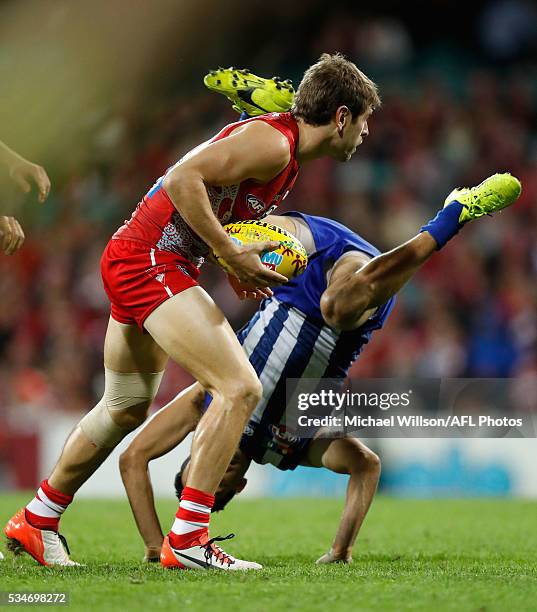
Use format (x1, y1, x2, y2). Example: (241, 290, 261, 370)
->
(364, 449, 381, 474)
(343, 439, 381, 476)
(109, 401, 151, 430)
(212, 372, 262, 408)
(354, 448, 381, 480)
(321, 275, 374, 331)
(229, 376, 263, 409)
(206, 378, 262, 425)
(80, 368, 164, 448)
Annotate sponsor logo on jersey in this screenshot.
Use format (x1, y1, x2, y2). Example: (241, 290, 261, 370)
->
(246, 194, 266, 215)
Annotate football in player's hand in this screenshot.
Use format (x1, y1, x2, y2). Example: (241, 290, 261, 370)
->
(214, 220, 308, 279)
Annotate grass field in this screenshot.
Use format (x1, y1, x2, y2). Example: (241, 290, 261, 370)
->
(1, 494, 536, 611)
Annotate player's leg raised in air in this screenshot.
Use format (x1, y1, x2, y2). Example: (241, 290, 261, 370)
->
(204, 66, 295, 116)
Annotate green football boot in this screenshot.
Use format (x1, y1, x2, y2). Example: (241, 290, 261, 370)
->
(204, 67, 295, 116)
(444, 173, 522, 223)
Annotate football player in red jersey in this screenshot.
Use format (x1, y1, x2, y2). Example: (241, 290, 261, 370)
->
(5, 54, 380, 569)
(0, 139, 51, 254)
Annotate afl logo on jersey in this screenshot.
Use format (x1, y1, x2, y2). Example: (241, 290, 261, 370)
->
(246, 194, 266, 215)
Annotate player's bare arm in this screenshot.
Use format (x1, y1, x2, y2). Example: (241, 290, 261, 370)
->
(0, 140, 51, 203)
(321, 173, 521, 331)
(263, 214, 297, 235)
(163, 122, 290, 287)
(306, 438, 380, 564)
(119, 384, 204, 561)
(320, 233, 436, 330)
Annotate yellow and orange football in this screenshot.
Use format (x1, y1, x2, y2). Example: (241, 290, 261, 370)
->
(214, 220, 308, 279)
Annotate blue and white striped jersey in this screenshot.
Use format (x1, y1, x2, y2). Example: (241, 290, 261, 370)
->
(209, 213, 395, 470)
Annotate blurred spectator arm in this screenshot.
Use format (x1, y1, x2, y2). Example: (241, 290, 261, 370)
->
(0, 140, 51, 203)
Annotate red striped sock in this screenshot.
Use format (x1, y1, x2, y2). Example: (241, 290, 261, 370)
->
(25, 480, 73, 532)
(169, 486, 215, 549)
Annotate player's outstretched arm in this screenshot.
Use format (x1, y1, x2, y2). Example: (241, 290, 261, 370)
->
(321, 173, 522, 331)
(321, 232, 436, 330)
(162, 121, 290, 288)
(0, 140, 51, 203)
(119, 383, 204, 561)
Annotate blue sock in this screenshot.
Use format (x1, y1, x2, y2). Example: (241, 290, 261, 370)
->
(239, 111, 250, 121)
(420, 201, 465, 249)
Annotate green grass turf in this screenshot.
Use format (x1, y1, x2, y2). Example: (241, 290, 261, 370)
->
(0, 494, 536, 611)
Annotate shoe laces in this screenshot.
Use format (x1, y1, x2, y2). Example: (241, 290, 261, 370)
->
(203, 533, 236, 567)
(467, 187, 501, 219)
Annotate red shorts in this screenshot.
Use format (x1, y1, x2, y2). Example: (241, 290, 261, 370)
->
(100, 239, 201, 330)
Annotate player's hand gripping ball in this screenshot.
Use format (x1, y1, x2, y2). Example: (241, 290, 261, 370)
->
(215, 220, 308, 279)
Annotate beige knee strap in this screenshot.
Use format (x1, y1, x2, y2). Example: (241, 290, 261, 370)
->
(80, 368, 164, 448)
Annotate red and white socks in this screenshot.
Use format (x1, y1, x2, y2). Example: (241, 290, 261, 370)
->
(25, 480, 73, 532)
(168, 486, 215, 549)
(24, 480, 213, 549)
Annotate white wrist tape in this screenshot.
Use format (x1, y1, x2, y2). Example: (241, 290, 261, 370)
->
(79, 368, 164, 448)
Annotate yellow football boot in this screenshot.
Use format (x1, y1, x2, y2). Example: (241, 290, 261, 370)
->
(444, 173, 522, 223)
(204, 67, 294, 116)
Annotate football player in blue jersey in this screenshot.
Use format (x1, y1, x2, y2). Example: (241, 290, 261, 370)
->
(121, 210, 391, 566)
(119, 69, 521, 569)
(121, 166, 521, 567)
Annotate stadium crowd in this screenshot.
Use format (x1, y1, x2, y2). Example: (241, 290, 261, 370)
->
(1, 10, 536, 436)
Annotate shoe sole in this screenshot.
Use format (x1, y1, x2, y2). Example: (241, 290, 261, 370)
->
(204, 70, 293, 97)
(5, 536, 49, 566)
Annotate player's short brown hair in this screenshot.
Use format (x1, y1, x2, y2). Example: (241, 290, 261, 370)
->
(291, 53, 381, 126)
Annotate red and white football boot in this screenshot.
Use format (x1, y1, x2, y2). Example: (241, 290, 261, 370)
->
(4, 509, 80, 567)
(161, 532, 262, 571)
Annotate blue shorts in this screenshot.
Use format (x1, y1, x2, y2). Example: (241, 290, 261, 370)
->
(202, 391, 311, 471)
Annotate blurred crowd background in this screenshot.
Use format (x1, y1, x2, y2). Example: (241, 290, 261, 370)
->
(1, 0, 537, 488)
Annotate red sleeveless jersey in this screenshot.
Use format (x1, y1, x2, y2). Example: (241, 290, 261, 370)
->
(113, 112, 300, 267)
